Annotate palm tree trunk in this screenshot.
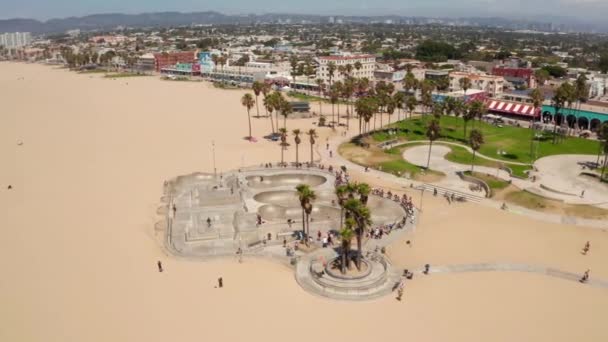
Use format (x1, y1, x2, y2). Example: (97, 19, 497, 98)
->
(295, 145, 299, 164)
(332, 104, 335, 124)
(341, 246, 347, 274)
(471, 150, 476, 172)
(464, 121, 468, 140)
(356, 230, 363, 270)
(310, 144, 314, 164)
(337, 102, 340, 126)
(426, 141, 433, 169)
(301, 209, 306, 237)
(269, 113, 275, 134)
(247, 109, 252, 139)
(255, 96, 260, 118)
(281, 145, 284, 165)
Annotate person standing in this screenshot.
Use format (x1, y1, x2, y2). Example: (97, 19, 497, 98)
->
(218, 277, 223, 288)
(157, 261, 163, 273)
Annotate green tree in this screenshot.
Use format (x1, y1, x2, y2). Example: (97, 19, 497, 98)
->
(279, 128, 288, 165)
(293, 129, 302, 164)
(307, 129, 318, 164)
(459, 77, 472, 96)
(241, 93, 255, 140)
(296, 184, 316, 244)
(425, 119, 441, 169)
(339, 219, 355, 273)
(252, 81, 263, 118)
(551, 83, 571, 144)
(468, 129, 484, 172)
(406, 96, 417, 120)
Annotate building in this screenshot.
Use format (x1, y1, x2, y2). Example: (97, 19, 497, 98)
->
(432, 89, 487, 104)
(135, 53, 156, 72)
(449, 72, 505, 97)
(316, 54, 375, 85)
(424, 70, 449, 82)
(0, 32, 32, 48)
(492, 66, 536, 89)
(153, 51, 196, 72)
(161, 63, 201, 76)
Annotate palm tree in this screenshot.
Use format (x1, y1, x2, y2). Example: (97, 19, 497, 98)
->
(335, 185, 349, 229)
(315, 78, 325, 115)
(241, 93, 255, 140)
(329, 86, 339, 125)
(468, 100, 486, 129)
(529, 88, 544, 157)
(393, 92, 405, 122)
(296, 184, 316, 244)
(252, 81, 263, 118)
(386, 97, 396, 127)
(263, 94, 276, 134)
(307, 129, 318, 164)
(406, 96, 417, 120)
(279, 128, 288, 165)
(293, 129, 302, 164)
(552, 83, 570, 144)
(344, 197, 371, 269)
(289, 55, 299, 86)
(459, 77, 472, 97)
(280, 98, 292, 130)
(468, 129, 484, 172)
(420, 80, 434, 116)
(599, 122, 608, 181)
(339, 219, 355, 273)
(327, 62, 336, 86)
(425, 119, 441, 169)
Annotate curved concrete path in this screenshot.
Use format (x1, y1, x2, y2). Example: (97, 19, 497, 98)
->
(388, 139, 531, 166)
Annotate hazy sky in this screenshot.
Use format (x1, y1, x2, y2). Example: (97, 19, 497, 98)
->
(0, 0, 606, 21)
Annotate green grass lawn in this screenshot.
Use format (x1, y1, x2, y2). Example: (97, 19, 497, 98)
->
(373, 115, 599, 164)
(464, 171, 510, 190)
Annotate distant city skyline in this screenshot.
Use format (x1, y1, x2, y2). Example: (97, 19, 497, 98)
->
(1, 0, 607, 24)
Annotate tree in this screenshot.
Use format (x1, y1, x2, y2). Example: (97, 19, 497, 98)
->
(468, 100, 486, 128)
(415, 40, 459, 62)
(393, 92, 405, 122)
(241, 93, 255, 140)
(599, 54, 608, 74)
(386, 97, 396, 127)
(296, 184, 316, 244)
(315, 78, 325, 115)
(293, 129, 302, 164)
(552, 83, 570, 144)
(598, 122, 608, 181)
(327, 61, 336, 86)
(459, 77, 472, 96)
(252, 81, 263, 118)
(279, 128, 288, 165)
(406, 96, 417, 120)
(289, 55, 299, 85)
(529, 88, 544, 157)
(280, 99, 293, 130)
(343, 197, 371, 269)
(535, 69, 550, 86)
(420, 80, 434, 115)
(425, 119, 441, 169)
(542, 65, 567, 78)
(329, 84, 340, 125)
(468, 129, 484, 172)
(263, 94, 276, 134)
(307, 129, 318, 164)
(339, 219, 355, 273)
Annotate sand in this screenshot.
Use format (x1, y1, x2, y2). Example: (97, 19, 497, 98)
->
(1, 62, 608, 342)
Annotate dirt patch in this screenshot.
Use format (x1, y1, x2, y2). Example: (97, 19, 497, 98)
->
(502, 188, 608, 220)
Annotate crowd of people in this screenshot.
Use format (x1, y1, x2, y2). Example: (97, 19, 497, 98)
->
(372, 187, 416, 221)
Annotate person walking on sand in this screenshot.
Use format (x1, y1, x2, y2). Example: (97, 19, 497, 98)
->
(157, 261, 163, 272)
(580, 269, 590, 283)
(396, 280, 405, 301)
(218, 277, 223, 288)
(582, 241, 590, 255)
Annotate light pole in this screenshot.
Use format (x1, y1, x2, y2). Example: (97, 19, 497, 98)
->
(419, 187, 424, 212)
(212, 140, 217, 178)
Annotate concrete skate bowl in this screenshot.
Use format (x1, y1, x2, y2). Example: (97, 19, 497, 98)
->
(367, 197, 407, 225)
(246, 174, 327, 189)
(253, 190, 336, 206)
(172, 173, 216, 190)
(258, 204, 341, 222)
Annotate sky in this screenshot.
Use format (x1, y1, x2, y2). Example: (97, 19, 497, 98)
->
(0, 0, 606, 22)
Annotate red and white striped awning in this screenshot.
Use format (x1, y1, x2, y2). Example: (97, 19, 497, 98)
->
(487, 100, 540, 118)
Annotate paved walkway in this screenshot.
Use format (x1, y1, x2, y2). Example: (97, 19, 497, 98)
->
(413, 262, 608, 289)
(388, 139, 531, 166)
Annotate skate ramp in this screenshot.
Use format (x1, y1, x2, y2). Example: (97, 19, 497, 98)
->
(258, 204, 341, 222)
(246, 174, 327, 188)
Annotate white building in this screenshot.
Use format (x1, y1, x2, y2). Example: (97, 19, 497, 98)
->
(449, 72, 505, 97)
(0, 32, 32, 48)
(316, 54, 375, 85)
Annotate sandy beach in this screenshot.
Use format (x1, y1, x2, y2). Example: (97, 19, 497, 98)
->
(1, 62, 607, 342)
